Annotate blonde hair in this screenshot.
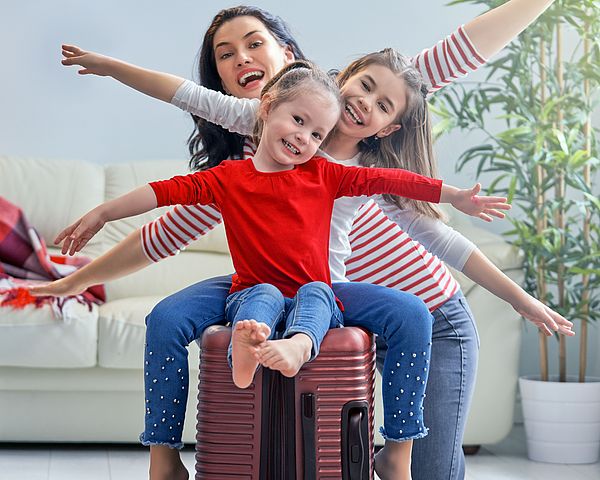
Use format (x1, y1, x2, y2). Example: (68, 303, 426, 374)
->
(336, 48, 444, 220)
(253, 60, 342, 145)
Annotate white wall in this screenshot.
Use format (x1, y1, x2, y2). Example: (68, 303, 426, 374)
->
(1, 1, 598, 380)
(1, 0, 485, 171)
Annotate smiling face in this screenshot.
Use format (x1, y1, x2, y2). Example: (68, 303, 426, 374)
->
(256, 91, 340, 171)
(337, 63, 409, 141)
(213, 16, 295, 99)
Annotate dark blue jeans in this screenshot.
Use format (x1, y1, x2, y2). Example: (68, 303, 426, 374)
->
(225, 281, 343, 364)
(376, 290, 479, 480)
(139, 275, 433, 449)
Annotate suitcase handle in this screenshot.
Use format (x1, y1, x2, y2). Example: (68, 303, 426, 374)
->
(341, 401, 370, 480)
(301, 393, 317, 480)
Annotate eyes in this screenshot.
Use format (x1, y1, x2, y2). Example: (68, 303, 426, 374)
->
(217, 40, 263, 60)
(360, 80, 389, 113)
(293, 116, 323, 141)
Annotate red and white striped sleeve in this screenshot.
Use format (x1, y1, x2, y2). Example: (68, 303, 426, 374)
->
(140, 203, 223, 262)
(346, 200, 460, 312)
(140, 139, 256, 262)
(412, 25, 487, 95)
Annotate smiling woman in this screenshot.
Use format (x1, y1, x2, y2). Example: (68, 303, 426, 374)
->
(190, 7, 303, 172)
(212, 16, 294, 97)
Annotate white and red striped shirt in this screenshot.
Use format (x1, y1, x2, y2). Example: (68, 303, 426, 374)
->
(345, 200, 460, 311)
(141, 26, 485, 311)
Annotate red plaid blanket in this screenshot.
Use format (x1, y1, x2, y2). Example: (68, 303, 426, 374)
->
(0, 196, 105, 316)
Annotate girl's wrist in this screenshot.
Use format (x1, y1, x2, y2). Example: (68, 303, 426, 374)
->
(440, 184, 459, 204)
(93, 204, 110, 223)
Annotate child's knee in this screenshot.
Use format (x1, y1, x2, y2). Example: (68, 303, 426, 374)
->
(299, 281, 335, 300)
(252, 283, 285, 301)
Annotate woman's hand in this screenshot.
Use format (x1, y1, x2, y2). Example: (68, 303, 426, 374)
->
(29, 277, 85, 298)
(446, 183, 511, 222)
(62, 44, 114, 76)
(512, 293, 575, 337)
(54, 208, 106, 256)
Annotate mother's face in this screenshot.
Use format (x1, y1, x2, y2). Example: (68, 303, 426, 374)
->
(213, 16, 295, 99)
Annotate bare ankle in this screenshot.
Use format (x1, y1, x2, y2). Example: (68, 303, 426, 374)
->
(374, 440, 412, 480)
(149, 446, 188, 480)
(289, 333, 312, 361)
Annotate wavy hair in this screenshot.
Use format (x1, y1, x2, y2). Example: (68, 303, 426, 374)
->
(187, 6, 305, 171)
(336, 48, 444, 220)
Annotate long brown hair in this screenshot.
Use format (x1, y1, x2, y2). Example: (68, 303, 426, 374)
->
(187, 6, 305, 171)
(336, 48, 444, 220)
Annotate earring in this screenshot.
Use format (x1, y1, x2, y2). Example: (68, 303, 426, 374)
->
(362, 135, 380, 151)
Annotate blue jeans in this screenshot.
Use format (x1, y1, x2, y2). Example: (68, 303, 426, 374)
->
(225, 282, 343, 364)
(140, 275, 433, 448)
(333, 282, 433, 442)
(376, 290, 479, 480)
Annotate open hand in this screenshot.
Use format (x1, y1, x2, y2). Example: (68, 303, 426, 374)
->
(514, 294, 575, 337)
(451, 183, 511, 222)
(55, 209, 105, 256)
(61, 44, 111, 76)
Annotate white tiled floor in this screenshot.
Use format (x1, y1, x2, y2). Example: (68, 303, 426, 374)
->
(1, 425, 599, 480)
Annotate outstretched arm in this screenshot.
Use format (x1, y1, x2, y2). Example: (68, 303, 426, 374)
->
(62, 45, 184, 102)
(62, 45, 259, 135)
(414, 0, 554, 94)
(462, 248, 574, 336)
(30, 231, 152, 297)
(56, 185, 157, 255)
(464, 0, 554, 60)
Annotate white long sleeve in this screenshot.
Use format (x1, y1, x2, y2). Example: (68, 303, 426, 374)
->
(374, 196, 476, 272)
(171, 80, 259, 136)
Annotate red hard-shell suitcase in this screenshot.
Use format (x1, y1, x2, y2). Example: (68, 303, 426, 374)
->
(195, 325, 375, 480)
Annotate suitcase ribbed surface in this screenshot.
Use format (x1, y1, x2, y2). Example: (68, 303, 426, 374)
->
(196, 326, 375, 480)
(295, 327, 375, 479)
(195, 326, 262, 479)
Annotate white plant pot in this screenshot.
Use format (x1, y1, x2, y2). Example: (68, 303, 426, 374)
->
(519, 375, 600, 464)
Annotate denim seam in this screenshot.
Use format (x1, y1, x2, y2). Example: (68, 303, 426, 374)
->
(139, 433, 184, 450)
(458, 296, 481, 349)
(284, 286, 320, 360)
(379, 425, 429, 443)
(445, 299, 467, 480)
(431, 293, 467, 479)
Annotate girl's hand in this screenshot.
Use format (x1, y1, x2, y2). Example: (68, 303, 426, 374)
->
(55, 208, 106, 256)
(513, 293, 575, 337)
(450, 183, 511, 222)
(61, 44, 112, 76)
(29, 277, 85, 298)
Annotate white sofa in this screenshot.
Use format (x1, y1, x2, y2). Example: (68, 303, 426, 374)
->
(0, 156, 523, 447)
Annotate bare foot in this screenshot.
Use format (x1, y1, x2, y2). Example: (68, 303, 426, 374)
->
(231, 319, 271, 388)
(255, 333, 312, 377)
(374, 440, 413, 480)
(149, 445, 189, 480)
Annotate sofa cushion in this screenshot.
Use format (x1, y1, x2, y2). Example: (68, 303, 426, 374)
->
(0, 302, 98, 368)
(98, 296, 200, 371)
(0, 156, 106, 257)
(103, 160, 230, 255)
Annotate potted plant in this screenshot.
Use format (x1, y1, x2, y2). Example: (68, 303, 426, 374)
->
(432, 0, 600, 463)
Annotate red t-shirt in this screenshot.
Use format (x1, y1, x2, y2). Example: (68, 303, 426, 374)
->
(149, 156, 441, 299)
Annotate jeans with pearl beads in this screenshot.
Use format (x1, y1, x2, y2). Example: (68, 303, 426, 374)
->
(138, 275, 433, 448)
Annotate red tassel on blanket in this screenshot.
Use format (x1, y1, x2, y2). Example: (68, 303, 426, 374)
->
(0, 287, 51, 309)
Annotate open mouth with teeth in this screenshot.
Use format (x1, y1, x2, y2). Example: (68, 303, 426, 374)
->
(238, 70, 265, 87)
(345, 103, 363, 125)
(282, 139, 300, 155)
